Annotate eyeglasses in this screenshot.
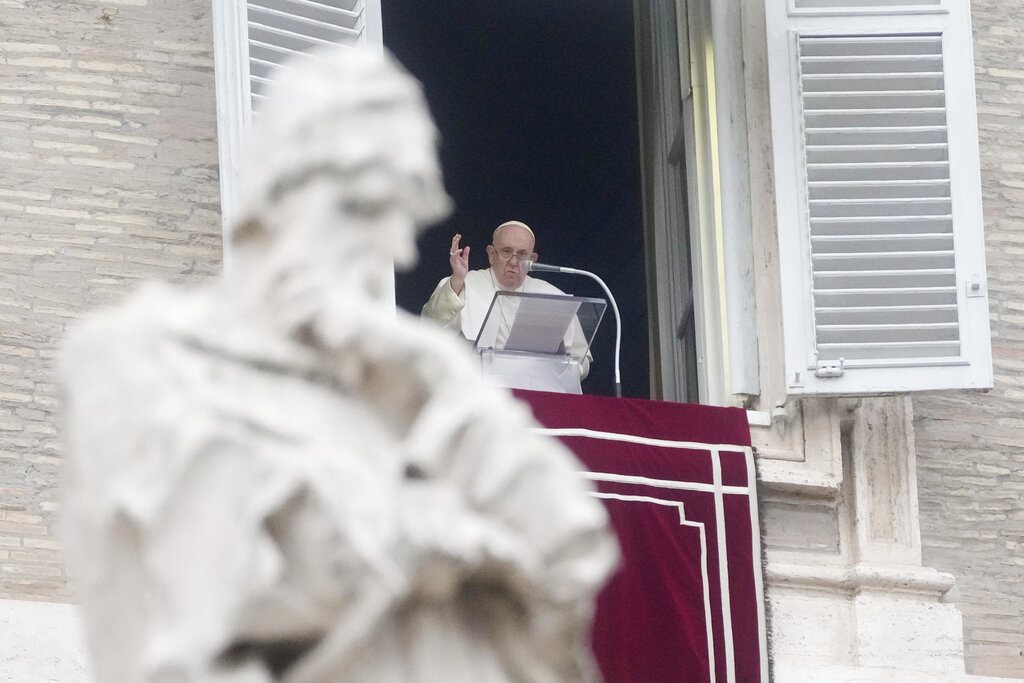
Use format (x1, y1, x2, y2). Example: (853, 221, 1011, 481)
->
(495, 248, 531, 262)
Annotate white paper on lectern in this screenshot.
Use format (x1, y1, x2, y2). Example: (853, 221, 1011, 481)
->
(503, 296, 582, 354)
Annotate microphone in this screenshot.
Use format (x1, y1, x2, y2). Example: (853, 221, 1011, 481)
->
(521, 260, 567, 274)
(522, 260, 623, 398)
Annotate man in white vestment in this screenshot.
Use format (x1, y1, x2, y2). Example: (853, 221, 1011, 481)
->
(422, 221, 592, 379)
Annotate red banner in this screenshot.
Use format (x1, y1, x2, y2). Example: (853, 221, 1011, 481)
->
(515, 390, 767, 683)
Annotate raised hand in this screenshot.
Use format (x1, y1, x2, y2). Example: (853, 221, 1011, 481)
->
(448, 233, 470, 295)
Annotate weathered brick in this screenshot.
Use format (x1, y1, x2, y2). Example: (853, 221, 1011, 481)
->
(988, 67, 1024, 80)
(0, 563, 63, 578)
(0, 522, 46, 536)
(24, 205, 90, 219)
(0, 83, 53, 94)
(55, 85, 121, 99)
(90, 101, 160, 115)
(972, 629, 1024, 644)
(4, 57, 72, 68)
(0, 110, 51, 122)
(32, 139, 99, 153)
(0, 42, 60, 53)
(1, 12, 219, 623)
(93, 130, 158, 146)
(10, 549, 61, 565)
(0, 151, 32, 161)
(75, 60, 144, 73)
(67, 156, 135, 170)
(914, 5, 1024, 678)
(24, 96, 90, 109)
(0, 189, 52, 201)
(42, 72, 115, 86)
(53, 113, 121, 127)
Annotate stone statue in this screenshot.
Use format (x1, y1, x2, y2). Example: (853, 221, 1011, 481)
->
(59, 47, 617, 683)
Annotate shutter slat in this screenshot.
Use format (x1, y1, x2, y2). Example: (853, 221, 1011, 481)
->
(811, 217, 951, 235)
(804, 92, 945, 109)
(248, 39, 317, 61)
(249, 11, 360, 39)
(248, 23, 357, 51)
(803, 74, 944, 92)
(818, 323, 959, 344)
(809, 198, 951, 218)
(813, 252, 955, 270)
(814, 287, 958, 308)
(796, 1, 941, 10)
(807, 129, 947, 148)
(812, 235, 953, 253)
(246, 0, 367, 107)
(251, 0, 359, 11)
(808, 162, 949, 181)
(809, 179, 949, 200)
(806, 144, 948, 164)
(800, 35, 943, 56)
(805, 111, 947, 129)
(814, 269, 956, 289)
(249, 0, 359, 23)
(816, 304, 958, 326)
(801, 59, 942, 75)
(816, 341, 961, 361)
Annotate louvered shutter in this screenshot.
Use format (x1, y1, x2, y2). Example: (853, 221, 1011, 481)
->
(212, 0, 383, 246)
(246, 0, 380, 110)
(765, 1, 991, 395)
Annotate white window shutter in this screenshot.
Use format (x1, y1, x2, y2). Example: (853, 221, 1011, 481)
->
(765, 1, 992, 395)
(246, 0, 382, 110)
(212, 0, 383, 250)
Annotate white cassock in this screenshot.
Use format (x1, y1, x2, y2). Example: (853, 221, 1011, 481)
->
(422, 268, 592, 380)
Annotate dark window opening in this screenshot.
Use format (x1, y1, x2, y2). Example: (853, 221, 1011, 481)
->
(384, 0, 650, 398)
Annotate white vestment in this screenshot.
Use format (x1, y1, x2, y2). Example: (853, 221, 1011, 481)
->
(422, 268, 592, 378)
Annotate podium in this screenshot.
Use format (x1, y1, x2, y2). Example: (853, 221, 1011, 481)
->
(474, 291, 605, 393)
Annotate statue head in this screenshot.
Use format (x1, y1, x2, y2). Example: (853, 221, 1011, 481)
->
(230, 47, 452, 308)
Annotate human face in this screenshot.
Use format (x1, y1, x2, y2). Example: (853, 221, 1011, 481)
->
(486, 225, 537, 290)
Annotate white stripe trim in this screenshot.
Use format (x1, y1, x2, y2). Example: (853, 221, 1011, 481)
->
(745, 447, 770, 681)
(593, 493, 716, 683)
(680, 510, 717, 683)
(550, 424, 765, 680)
(536, 426, 749, 453)
(711, 447, 736, 683)
(582, 470, 751, 496)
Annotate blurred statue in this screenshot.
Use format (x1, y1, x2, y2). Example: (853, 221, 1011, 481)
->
(59, 47, 616, 683)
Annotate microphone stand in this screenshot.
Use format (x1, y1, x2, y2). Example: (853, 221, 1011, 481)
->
(523, 260, 622, 398)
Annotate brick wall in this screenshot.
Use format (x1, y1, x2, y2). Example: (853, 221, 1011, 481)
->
(0, 0, 221, 601)
(913, 1, 1024, 677)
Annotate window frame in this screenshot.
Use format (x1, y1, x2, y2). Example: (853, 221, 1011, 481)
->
(764, 0, 992, 395)
(211, 0, 383, 272)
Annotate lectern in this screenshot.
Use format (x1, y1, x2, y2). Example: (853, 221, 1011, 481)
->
(474, 291, 605, 393)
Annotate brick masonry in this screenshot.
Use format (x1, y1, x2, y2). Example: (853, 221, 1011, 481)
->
(913, 1, 1024, 678)
(0, 0, 220, 601)
(1, 0, 1021, 679)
